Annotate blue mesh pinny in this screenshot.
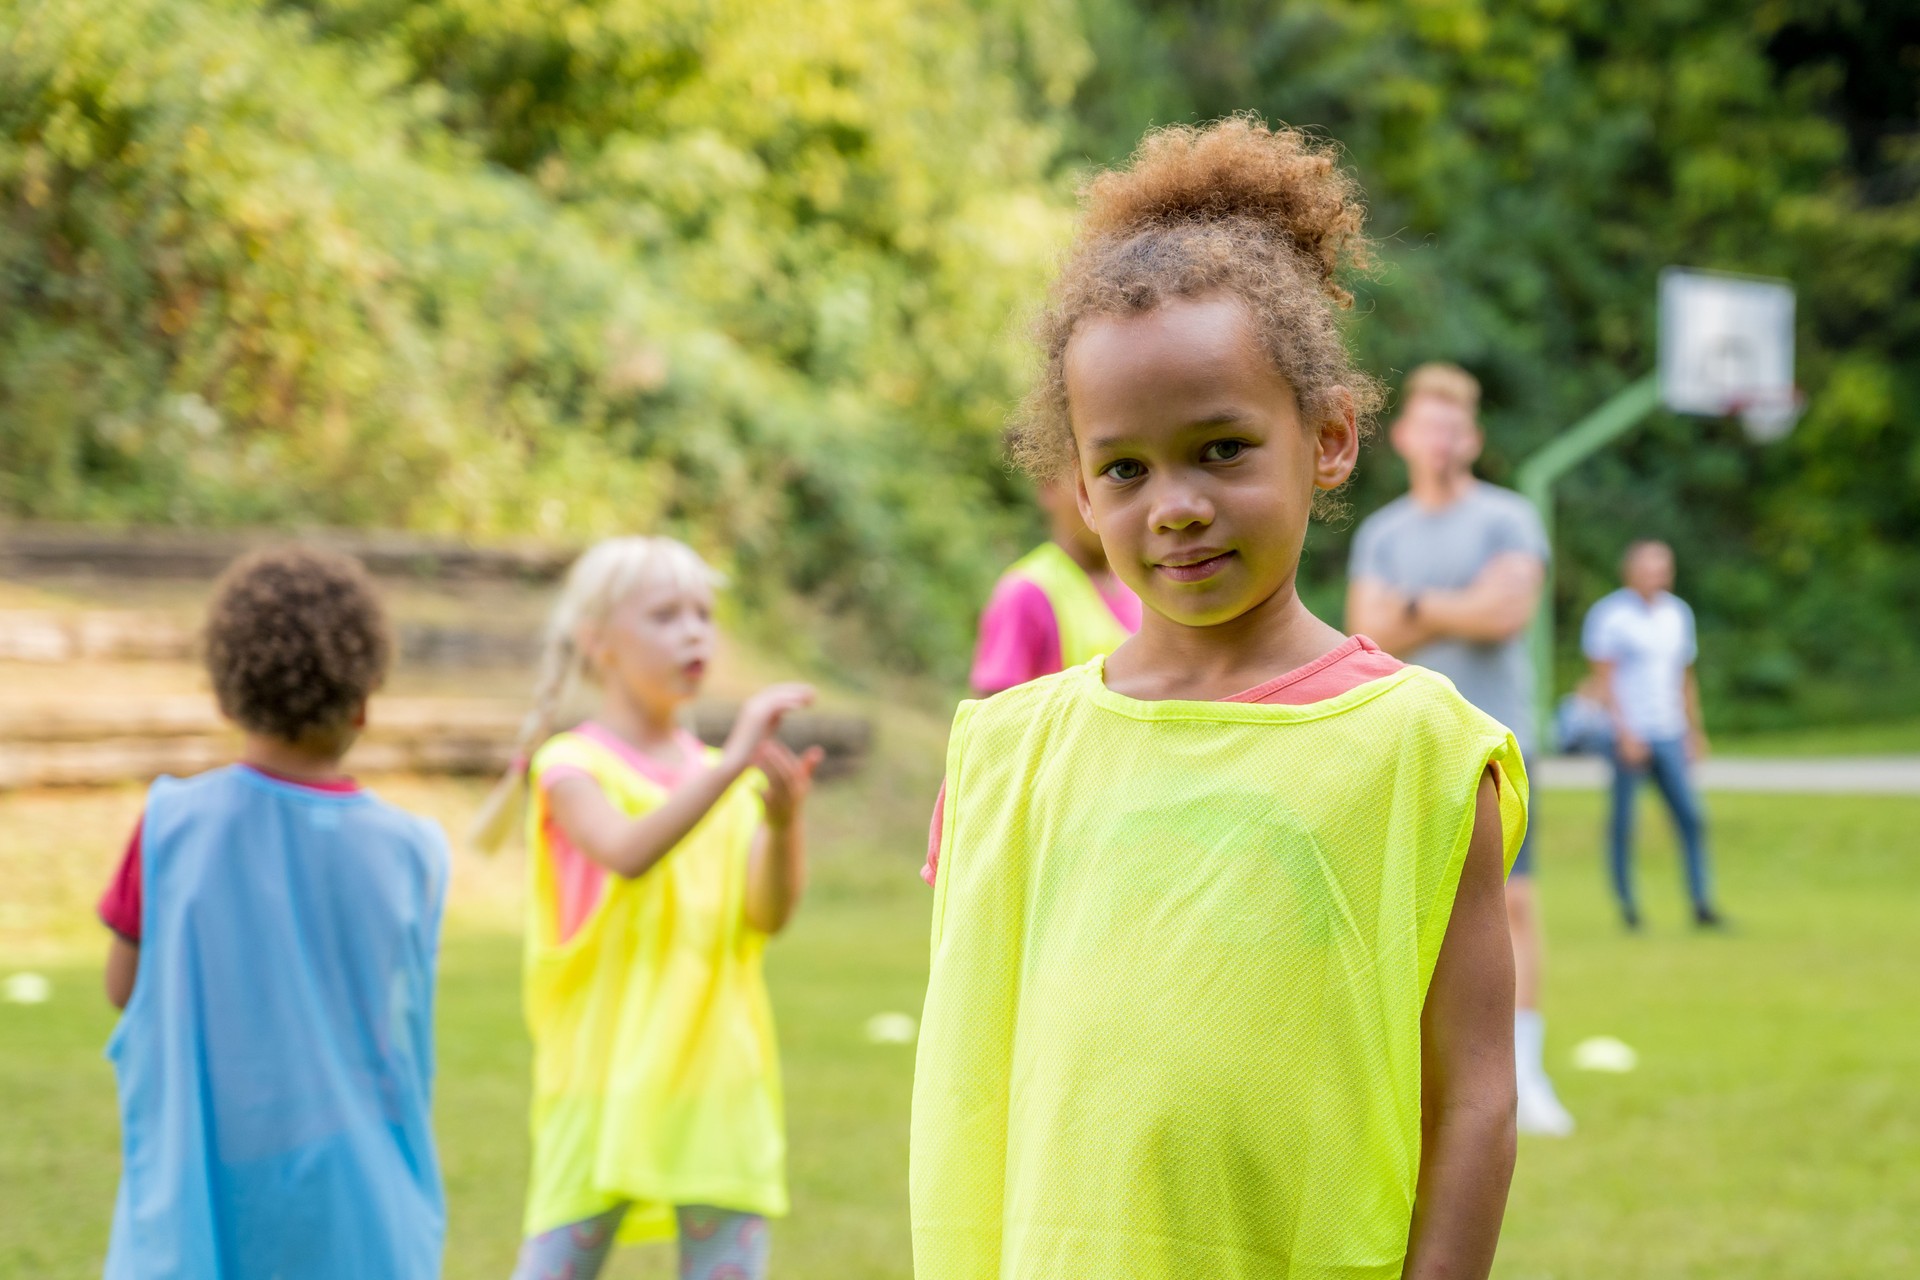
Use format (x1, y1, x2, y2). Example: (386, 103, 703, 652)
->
(104, 765, 449, 1278)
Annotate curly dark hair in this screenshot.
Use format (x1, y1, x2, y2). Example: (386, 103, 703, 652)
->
(204, 546, 392, 743)
(1010, 116, 1383, 493)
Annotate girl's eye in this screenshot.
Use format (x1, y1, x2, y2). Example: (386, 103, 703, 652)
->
(1102, 459, 1145, 482)
(1202, 440, 1247, 462)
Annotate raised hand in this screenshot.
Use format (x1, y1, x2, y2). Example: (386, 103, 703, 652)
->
(755, 739, 825, 827)
(722, 683, 816, 772)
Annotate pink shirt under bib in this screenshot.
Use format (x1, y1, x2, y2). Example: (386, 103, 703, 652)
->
(538, 721, 709, 944)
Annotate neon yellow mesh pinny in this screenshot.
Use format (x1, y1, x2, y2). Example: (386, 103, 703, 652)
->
(522, 731, 786, 1244)
(911, 658, 1526, 1279)
(1004, 541, 1133, 669)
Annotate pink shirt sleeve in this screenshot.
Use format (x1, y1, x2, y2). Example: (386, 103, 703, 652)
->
(1221, 635, 1403, 704)
(969, 576, 1062, 696)
(537, 766, 613, 946)
(922, 784, 946, 886)
(99, 819, 144, 942)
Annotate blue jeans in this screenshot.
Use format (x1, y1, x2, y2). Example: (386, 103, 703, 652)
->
(1609, 737, 1714, 913)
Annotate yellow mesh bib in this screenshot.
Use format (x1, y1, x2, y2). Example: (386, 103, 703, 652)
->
(522, 731, 785, 1242)
(1006, 542, 1132, 669)
(911, 659, 1526, 1279)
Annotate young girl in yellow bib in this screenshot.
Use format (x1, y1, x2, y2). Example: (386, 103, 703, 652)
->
(912, 118, 1527, 1280)
(474, 537, 823, 1280)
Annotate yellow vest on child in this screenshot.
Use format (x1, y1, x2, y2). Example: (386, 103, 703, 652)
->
(911, 658, 1526, 1279)
(523, 730, 785, 1243)
(1005, 541, 1132, 670)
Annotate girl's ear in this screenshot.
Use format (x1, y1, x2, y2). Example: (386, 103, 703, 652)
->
(1313, 387, 1361, 491)
(573, 621, 605, 681)
(1074, 465, 1096, 530)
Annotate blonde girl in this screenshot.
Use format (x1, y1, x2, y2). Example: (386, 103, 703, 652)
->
(912, 119, 1527, 1279)
(475, 536, 821, 1280)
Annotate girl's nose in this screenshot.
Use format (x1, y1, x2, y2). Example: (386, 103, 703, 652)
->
(1148, 480, 1214, 533)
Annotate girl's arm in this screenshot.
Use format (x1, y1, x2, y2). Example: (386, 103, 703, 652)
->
(105, 935, 138, 1010)
(744, 739, 825, 934)
(549, 766, 745, 880)
(1404, 769, 1518, 1280)
(549, 684, 815, 881)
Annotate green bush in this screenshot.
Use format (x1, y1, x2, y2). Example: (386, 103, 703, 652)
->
(0, 0, 1087, 673)
(5, 0, 1916, 717)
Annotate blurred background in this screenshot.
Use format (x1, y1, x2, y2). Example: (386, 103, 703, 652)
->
(2, 1, 1915, 1276)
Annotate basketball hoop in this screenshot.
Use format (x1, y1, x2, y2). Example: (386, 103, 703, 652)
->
(1518, 267, 1804, 742)
(1728, 387, 1805, 443)
(1659, 268, 1799, 441)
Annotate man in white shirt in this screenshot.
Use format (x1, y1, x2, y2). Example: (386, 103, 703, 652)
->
(1582, 541, 1723, 929)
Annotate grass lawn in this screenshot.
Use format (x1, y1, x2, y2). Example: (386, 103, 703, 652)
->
(4, 755, 1916, 1276)
(1716, 715, 1920, 757)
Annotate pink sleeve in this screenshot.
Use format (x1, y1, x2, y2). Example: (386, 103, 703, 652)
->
(98, 817, 144, 943)
(970, 576, 1062, 695)
(534, 766, 615, 946)
(922, 783, 945, 886)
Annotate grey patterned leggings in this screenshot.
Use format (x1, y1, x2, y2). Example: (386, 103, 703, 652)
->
(511, 1203, 769, 1280)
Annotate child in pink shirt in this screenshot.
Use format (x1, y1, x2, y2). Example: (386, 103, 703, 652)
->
(972, 479, 1142, 694)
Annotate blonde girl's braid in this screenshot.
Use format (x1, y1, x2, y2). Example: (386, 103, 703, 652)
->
(467, 536, 722, 853)
(468, 627, 582, 852)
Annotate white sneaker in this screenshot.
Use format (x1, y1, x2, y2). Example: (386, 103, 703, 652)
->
(1516, 1074, 1576, 1137)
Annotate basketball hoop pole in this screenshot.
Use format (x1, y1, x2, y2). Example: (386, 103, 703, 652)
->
(1515, 372, 1662, 744)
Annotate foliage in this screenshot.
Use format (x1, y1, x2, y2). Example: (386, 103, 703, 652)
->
(0, 0, 1085, 672)
(1, 0, 641, 529)
(2, 0, 1916, 714)
(1062, 0, 1920, 727)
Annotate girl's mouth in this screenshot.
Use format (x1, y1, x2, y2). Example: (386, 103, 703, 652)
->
(1155, 551, 1235, 583)
(682, 659, 708, 681)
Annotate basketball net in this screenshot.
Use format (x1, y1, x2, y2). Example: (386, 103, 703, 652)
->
(1730, 388, 1804, 443)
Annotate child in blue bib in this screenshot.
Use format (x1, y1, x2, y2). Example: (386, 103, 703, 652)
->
(100, 547, 449, 1278)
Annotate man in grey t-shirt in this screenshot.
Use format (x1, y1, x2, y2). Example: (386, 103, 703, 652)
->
(1346, 362, 1572, 1136)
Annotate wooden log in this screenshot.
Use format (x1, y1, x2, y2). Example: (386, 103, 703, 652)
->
(0, 697, 527, 742)
(0, 524, 576, 582)
(0, 610, 544, 668)
(0, 698, 872, 788)
(0, 610, 194, 662)
(687, 707, 873, 780)
(0, 737, 232, 790)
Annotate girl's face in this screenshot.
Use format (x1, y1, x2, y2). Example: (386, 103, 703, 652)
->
(1064, 292, 1357, 629)
(587, 572, 717, 713)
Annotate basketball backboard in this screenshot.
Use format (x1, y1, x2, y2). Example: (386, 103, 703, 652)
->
(1658, 267, 1799, 440)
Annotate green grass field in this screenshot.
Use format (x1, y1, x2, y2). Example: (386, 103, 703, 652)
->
(1714, 715, 1920, 757)
(4, 757, 1916, 1276)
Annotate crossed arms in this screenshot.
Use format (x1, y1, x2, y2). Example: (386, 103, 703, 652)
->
(1346, 552, 1544, 658)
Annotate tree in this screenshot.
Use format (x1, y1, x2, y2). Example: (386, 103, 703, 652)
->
(1063, 0, 1920, 727)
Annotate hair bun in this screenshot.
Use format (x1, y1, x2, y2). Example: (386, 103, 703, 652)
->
(1079, 115, 1369, 305)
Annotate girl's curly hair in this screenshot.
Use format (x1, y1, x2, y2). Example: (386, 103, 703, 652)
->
(205, 546, 391, 744)
(1009, 115, 1383, 485)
